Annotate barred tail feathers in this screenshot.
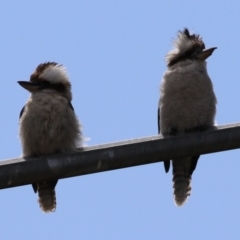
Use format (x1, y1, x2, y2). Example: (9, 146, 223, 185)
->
(172, 157, 194, 206)
(37, 181, 57, 213)
(173, 172, 191, 206)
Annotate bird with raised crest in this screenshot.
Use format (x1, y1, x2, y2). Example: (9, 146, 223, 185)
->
(158, 28, 217, 206)
(18, 62, 83, 213)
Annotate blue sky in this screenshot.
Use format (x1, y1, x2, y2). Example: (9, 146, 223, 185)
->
(1, 1, 240, 239)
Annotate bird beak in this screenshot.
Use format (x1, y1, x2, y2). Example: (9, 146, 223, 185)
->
(196, 47, 217, 60)
(18, 81, 42, 92)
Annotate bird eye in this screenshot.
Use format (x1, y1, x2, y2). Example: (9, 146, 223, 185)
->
(38, 80, 50, 90)
(41, 80, 50, 85)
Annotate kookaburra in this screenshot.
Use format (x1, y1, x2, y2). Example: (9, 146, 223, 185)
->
(18, 62, 83, 213)
(158, 28, 217, 206)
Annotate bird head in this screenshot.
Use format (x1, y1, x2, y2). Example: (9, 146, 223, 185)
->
(18, 62, 72, 101)
(166, 28, 217, 68)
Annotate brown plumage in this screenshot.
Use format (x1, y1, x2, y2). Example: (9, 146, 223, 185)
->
(158, 29, 217, 206)
(18, 62, 83, 212)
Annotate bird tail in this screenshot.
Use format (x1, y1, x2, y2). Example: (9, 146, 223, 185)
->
(172, 157, 196, 206)
(36, 181, 57, 213)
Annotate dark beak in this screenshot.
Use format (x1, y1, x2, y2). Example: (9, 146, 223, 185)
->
(196, 47, 217, 61)
(18, 81, 42, 92)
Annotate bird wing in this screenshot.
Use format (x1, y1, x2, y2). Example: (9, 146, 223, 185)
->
(19, 106, 25, 119)
(158, 106, 170, 173)
(189, 155, 200, 175)
(69, 102, 74, 111)
(157, 107, 160, 134)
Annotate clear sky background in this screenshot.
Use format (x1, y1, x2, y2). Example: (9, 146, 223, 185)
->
(1, 1, 240, 239)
